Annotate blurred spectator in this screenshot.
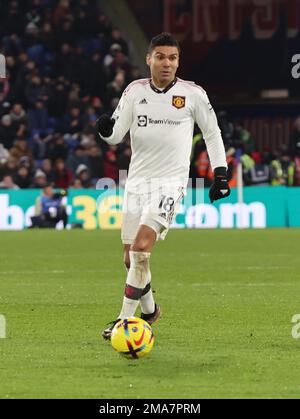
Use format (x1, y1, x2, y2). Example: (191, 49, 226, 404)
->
(54, 43, 74, 80)
(3, 2, 24, 36)
(53, 158, 72, 188)
(71, 46, 88, 87)
(31, 184, 67, 228)
(106, 71, 126, 104)
(46, 133, 69, 161)
(73, 9, 93, 40)
(66, 144, 89, 175)
(2, 34, 22, 56)
(194, 146, 214, 187)
(48, 81, 69, 118)
(0, 96, 11, 119)
(25, 75, 46, 107)
(5, 55, 18, 86)
(80, 133, 97, 150)
(268, 147, 294, 186)
(0, 174, 20, 190)
(15, 166, 32, 189)
(82, 106, 98, 130)
(85, 52, 107, 97)
(117, 145, 131, 171)
(233, 120, 254, 152)
(270, 156, 284, 186)
(226, 147, 237, 188)
(91, 96, 105, 116)
(108, 50, 131, 81)
(293, 144, 300, 186)
(28, 100, 49, 130)
(246, 152, 270, 186)
(0, 114, 17, 149)
(68, 83, 81, 103)
(53, 0, 71, 26)
(75, 164, 91, 188)
(70, 178, 84, 189)
(240, 152, 255, 185)
(103, 146, 119, 182)
(0, 77, 10, 101)
(87, 145, 104, 180)
(9, 103, 28, 127)
(280, 149, 294, 186)
(10, 138, 33, 164)
(32, 132, 52, 159)
(0, 143, 10, 165)
(41, 158, 55, 183)
(189, 129, 203, 181)
(30, 169, 48, 189)
(217, 111, 234, 146)
(93, 12, 112, 38)
(0, 157, 18, 179)
(61, 105, 83, 134)
(127, 66, 142, 84)
(40, 22, 56, 52)
(289, 117, 300, 158)
(104, 43, 122, 71)
(107, 28, 129, 56)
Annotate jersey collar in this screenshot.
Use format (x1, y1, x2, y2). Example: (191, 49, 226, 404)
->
(149, 77, 178, 94)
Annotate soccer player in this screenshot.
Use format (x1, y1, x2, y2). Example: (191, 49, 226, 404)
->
(97, 33, 230, 340)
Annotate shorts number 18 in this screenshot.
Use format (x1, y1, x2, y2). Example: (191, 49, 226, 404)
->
(159, 195, 175, 213)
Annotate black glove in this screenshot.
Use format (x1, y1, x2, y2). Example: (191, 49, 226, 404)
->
(96, 114, 115, 138)
(209, 167, 231, 203)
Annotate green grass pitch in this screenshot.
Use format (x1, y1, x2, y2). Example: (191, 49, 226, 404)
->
(0, 228, 300, 399)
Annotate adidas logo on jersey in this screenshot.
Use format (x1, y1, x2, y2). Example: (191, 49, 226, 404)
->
(139, 98, 148, 104)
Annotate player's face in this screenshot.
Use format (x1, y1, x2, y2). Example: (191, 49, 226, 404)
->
(146, 46, 179, 88)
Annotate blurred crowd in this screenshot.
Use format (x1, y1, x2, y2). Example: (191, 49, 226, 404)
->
(0, 0, 138, 190)
(190, 112, 300, 188)
(0, 0, 300, 191)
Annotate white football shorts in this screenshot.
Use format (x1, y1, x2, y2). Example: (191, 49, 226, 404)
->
(121, 185, 185, 244)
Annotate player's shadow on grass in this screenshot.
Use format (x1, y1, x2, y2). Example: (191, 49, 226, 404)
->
(124, 353, 231, 378)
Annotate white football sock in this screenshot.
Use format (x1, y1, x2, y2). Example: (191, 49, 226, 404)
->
(118, 251, 150, 319)
(140, 270, 155, 314)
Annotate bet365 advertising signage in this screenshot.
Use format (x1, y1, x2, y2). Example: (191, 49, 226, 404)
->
(0, 187, 299, 230)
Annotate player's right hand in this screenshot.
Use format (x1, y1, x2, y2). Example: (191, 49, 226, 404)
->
(96, 114, 115, 138)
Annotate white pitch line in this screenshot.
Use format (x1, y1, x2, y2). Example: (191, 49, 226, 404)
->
(189, 283, 297, 287)
(0, 269, 117, 275)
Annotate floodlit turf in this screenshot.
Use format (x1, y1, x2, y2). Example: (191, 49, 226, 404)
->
(0, 228, 300, 399)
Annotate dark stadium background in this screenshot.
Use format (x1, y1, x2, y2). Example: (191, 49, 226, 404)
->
(1, 0, 300, 191)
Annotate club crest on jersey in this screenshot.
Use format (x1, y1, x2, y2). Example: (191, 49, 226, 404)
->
(172, 96, 185, 109)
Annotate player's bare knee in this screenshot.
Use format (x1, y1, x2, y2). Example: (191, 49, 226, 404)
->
(130, 239, 150, 253)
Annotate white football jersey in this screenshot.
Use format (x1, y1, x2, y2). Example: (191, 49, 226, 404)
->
(100, 77, 227, 193)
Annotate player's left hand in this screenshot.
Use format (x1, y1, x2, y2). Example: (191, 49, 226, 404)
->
(209, 167, 231, 203)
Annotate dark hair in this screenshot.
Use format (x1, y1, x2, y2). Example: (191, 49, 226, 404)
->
(148, 32, 180, 54)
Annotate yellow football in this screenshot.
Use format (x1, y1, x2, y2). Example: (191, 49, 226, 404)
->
(111, 317, 154, 359)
